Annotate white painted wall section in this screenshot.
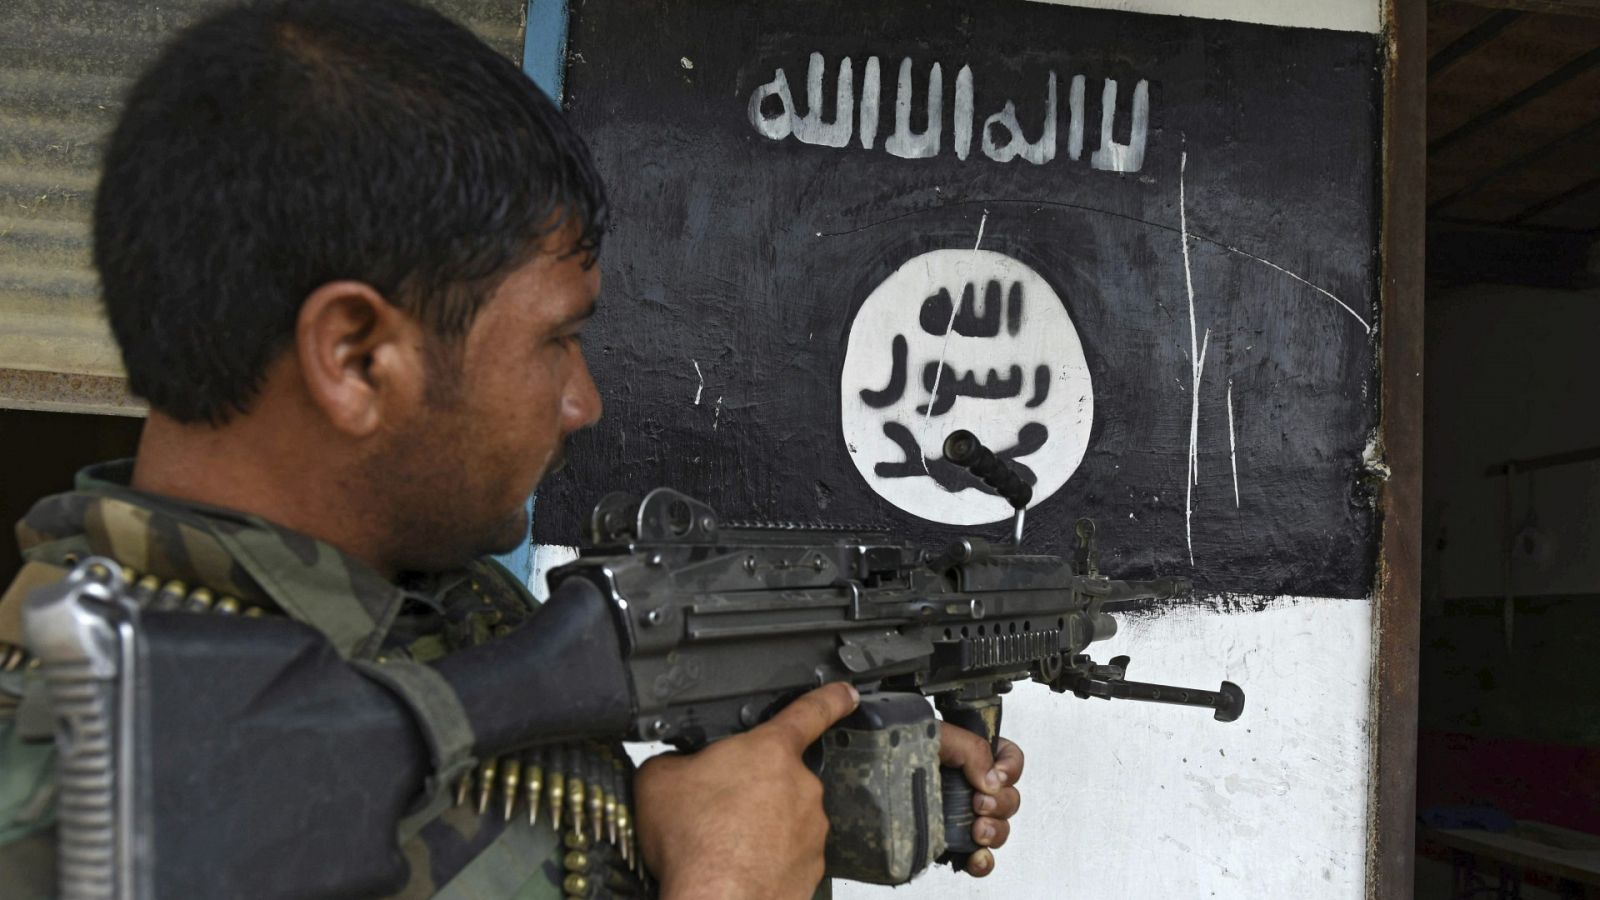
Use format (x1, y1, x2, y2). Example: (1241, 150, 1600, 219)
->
(836, 595, 1374, 900)
(529, 543, 580, 602)
(1023, 0, 1382, 34)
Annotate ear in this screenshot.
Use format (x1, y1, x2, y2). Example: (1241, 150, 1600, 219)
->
(294, 281, 425, 437)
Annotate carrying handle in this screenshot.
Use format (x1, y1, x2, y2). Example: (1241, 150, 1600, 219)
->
(943, 431, 1032, 512)
(943, 430, 1032, 545)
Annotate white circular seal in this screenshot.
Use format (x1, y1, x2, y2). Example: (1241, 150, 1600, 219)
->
(840, 249, 1093, 525)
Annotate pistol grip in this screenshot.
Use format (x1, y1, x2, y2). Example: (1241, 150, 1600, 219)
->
(934, 694, 1004, 871)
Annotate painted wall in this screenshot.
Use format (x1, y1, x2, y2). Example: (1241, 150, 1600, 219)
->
(539, 0, 1384, 597)
(524, 1, 1388, 897)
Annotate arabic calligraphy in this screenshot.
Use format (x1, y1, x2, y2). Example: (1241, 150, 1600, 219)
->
(919, 281, 1022, 338)
(840, 249, 1094, 526)
(861, 281, 1052, 417)
(749, 52, 1148, 172)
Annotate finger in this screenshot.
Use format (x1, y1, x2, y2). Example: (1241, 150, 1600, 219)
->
(993, 737, 1025, 786)
(633, 751, 684, 786)
(757, 682, 860, 752)
(963, 847, 996, 878)
(973, 816, 1011, 850)
(972, 786, 1021, 820)
(938, 722, 1000, 794)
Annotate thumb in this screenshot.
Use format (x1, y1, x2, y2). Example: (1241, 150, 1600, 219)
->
(757, 682, 860, 753)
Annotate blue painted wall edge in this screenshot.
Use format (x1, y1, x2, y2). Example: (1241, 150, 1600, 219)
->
(494, 0, 568, 585)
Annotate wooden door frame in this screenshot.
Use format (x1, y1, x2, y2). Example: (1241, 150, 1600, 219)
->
(1371, 0, 1426, 895)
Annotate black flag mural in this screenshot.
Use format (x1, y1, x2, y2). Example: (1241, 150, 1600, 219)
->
(534, 0, 1383, 599)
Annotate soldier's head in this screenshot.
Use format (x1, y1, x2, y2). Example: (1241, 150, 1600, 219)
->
(96, 0, 607, 571)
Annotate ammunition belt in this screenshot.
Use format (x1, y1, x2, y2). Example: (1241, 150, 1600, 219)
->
(0, 558, 269, 673)
(454, 740, 644, 898)
(0, 642, 28, 672)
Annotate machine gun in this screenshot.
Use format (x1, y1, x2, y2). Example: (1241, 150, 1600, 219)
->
(21, 432, 1243, 898)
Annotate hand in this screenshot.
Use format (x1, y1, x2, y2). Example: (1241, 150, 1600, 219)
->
(939, 725, 1025, 877)
(634, 682, 860, 900)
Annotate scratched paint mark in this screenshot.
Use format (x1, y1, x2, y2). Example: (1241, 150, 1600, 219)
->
(1204, 237, 1371, 333)
(1186, 329, 1210, 566)
(1228, 380, 1240, 508)
(919, 209, 988, 476)
(712, 395, 724, 430)
(692, 359, 705, 406)
(816, 199, 1369, 333)
(1192, 329, 1209, 489)
(1180, 148, 1201, 565)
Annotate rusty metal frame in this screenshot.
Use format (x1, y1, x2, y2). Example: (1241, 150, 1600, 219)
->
(1370, 0, 1426, 896)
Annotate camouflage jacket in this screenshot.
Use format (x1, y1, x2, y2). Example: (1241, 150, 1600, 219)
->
(0, 461, 644, 900)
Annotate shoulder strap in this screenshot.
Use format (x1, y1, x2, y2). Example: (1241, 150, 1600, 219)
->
(351, 657, 478, 832)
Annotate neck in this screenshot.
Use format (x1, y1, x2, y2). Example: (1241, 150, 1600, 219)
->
(132, 410, 399, 580)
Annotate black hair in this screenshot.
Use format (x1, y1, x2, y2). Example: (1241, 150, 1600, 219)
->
(94, 0, 608, 423)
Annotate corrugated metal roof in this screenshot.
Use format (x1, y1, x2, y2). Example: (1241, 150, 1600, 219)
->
(0, 0, 527, 414)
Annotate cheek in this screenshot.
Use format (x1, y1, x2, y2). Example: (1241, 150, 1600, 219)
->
(465, 351, 568, 457)
(474, 352, 553, 418)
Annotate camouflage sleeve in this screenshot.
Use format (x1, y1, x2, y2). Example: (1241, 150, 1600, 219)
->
(0, 669, 58, 900)
(477, 558, 539, 614)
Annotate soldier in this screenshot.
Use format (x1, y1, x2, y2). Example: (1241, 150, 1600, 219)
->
(0, 1, 1024, 897)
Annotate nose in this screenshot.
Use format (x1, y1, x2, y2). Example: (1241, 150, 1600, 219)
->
(562, 351, 603, 433)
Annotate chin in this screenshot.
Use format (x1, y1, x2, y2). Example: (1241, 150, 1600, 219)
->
(482, 504, 532, 557)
